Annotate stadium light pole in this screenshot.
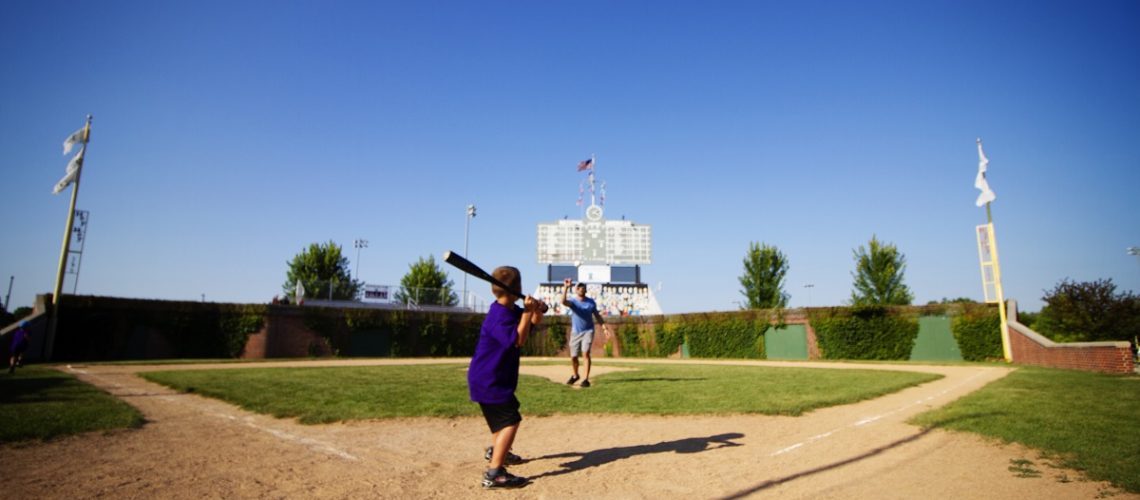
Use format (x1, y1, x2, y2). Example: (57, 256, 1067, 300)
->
(354, 238, 369, 280)
(463, 204, 477, 310)
(804, 283, 814, 308)
(4, 275, 12, 312)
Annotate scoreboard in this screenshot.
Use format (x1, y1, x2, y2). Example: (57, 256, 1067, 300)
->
(537, 204, 651, 265)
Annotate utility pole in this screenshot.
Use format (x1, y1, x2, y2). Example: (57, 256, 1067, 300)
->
(4, 276, 12, 312)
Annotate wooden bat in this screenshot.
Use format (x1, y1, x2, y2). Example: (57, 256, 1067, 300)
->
(442, 251, 549, 312)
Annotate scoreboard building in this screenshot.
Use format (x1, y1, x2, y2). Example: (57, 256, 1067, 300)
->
(536, 203, 661, 315)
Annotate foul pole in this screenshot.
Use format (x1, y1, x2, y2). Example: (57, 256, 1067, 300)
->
(47, 115, 92, 360)
(975, 138, 1011, 361)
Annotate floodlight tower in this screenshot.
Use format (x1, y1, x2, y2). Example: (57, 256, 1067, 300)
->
(463, 204, 476, 309)
(354, 238, 369, 280)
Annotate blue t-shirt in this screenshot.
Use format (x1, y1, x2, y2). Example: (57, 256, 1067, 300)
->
(467, 301, 522, 404)
(566, 296, 599, 334)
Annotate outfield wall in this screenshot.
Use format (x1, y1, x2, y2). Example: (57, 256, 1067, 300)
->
(26, 295, 1135, 373)
(1007, 300, 1134, 374)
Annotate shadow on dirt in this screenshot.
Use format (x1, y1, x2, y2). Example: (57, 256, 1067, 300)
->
(718, 413, 1003, 499)
(530, 432, 745, 480)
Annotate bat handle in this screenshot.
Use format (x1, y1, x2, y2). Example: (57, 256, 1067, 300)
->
(524, 296, 550, 313)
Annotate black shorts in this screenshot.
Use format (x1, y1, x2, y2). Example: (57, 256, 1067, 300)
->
(479, 395, 522, 433)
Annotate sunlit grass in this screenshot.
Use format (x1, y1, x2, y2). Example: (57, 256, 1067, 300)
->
(141, 361, 940, 424)
(911, 367, 1140, 493)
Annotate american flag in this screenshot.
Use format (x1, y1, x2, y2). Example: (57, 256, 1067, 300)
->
(576, 158, 593, 171)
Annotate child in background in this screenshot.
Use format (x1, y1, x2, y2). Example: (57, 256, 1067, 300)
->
(467, 266, 545, 489)
(8, 321, 30, 374)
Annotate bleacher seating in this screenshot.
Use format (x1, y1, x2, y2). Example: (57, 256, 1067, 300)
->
(535, 283, 659, 317)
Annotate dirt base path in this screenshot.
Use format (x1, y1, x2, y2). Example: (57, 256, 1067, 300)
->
(2, 359, 1133, 499)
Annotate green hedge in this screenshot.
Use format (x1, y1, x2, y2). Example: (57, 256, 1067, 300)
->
(654, 321, 685, 357)
(54, 296, 265, 361)
(318, 307, 483, 357)
(951, 304, 1003, 361)
(810, 306, 918, 360)
(521, 320, 567, 357)
(676, 313, 767, 359)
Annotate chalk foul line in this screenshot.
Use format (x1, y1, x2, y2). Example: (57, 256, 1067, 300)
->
(770, 368, 991, 457)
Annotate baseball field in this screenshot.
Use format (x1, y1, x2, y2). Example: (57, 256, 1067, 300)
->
(1, 358, 1137, 499)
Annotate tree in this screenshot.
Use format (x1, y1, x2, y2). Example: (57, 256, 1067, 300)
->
(1035, 278, 1140, 343)
(283, 241, 361, 301)
(738, 242, 789, 309)
(394, 255, 458, 306)
(850, 235, 913, 306)
(927, 297, 977, 305)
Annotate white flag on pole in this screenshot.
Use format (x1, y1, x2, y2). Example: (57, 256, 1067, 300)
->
(975, 139, 996, 207)
(62, 127, 86, 155)
(53, 145, 84, 194)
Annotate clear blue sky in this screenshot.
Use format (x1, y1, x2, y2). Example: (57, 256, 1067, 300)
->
(2, 1, 1138, 314)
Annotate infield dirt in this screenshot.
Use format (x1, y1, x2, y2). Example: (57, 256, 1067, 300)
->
(1, 358, 1133, 499)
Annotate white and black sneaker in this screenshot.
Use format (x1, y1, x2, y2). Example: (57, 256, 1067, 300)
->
(482, 467, 529, 489)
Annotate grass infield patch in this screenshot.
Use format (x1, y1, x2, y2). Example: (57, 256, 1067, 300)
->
(0, 366, 144, 443)
(911, 367, 1140, 493)
(140, 362, 941, 424)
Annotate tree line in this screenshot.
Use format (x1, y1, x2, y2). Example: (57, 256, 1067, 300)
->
(738, 237, 1139, 345)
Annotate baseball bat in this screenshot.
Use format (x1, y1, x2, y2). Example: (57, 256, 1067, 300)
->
(442, 251, 549, 312)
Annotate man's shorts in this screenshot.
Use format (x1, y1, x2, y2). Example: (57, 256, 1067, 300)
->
(479, 395, 522, 433)
(569, 329, 595, 357)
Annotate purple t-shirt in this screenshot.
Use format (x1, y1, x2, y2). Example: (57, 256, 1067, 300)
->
(468, 301, 522, 404)
(10, 327, 28, 352)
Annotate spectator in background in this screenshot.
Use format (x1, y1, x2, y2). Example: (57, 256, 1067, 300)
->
(8, 321, 30, 374)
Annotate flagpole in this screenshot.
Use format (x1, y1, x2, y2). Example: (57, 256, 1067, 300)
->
(589, 153, 597, 206)
(47, 114, 92, 361)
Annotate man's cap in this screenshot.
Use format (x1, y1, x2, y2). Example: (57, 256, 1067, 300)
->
(492, 266, 522, 297)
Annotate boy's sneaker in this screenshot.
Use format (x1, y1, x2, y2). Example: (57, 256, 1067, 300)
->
(580, 379, 591, 388)
(566, 375, 579, 385)
(484, 446, 525, 465)
(482, 467, 529, 489)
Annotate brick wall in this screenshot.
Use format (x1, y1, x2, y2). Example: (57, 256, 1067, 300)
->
(1007, 300, 1135, 375)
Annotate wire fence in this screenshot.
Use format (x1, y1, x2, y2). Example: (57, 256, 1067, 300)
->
(281, 281, 487, 312)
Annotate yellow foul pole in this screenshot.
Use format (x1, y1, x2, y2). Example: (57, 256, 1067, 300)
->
(47, 115, 92, 361)
(986, 204, 1012, 361)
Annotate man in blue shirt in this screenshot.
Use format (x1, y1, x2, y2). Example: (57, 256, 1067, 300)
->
(560, 278, 609, 388)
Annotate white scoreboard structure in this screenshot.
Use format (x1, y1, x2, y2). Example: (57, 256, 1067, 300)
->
(537, 204, 651, 284)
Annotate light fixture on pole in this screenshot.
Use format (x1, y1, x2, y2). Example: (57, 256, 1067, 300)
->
(463, 204, 476, 309)
(804, 283, 814, 308)
(354, 238, 369, 280)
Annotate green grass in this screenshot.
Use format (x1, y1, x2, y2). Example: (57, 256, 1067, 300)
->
(140, 362, 941, 424)
(0, 366, 144, 443)
(911, 367, 1140, 493)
